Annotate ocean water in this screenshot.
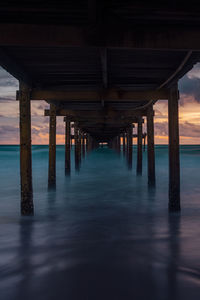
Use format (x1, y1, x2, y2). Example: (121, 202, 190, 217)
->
(0, 145, 200, 300)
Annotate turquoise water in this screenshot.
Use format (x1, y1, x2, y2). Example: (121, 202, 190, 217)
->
(0, 145, 200, 299)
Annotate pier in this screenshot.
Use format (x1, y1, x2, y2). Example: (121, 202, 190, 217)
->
(1, 1, 200, 215)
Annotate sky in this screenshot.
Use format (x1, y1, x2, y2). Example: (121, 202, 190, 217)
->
(1, 64, 200, 144)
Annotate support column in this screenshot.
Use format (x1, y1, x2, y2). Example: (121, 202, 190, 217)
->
(87, 134, 92, 153)
(125, 132, 128, 155)
(48, 104, 56, 187)
(143, 133, 146, 152)
(126, 129, 129, 156)
(147, 105, 155, 186)
(127, 125, 133, 169)
(86, 134, 89, 153)
(117, 135, 121, 153)
(123, 132, 126, 155)
(19, 82, 33, 215)
(74, 123, 80, 171)
(78, 129, 82, 163)
(82, 132, 85, 158)
(119, 135, 121, 152)
(64, 118, 71, 175)
(168, 85, 180, 211)
(137, 118, 143, 175)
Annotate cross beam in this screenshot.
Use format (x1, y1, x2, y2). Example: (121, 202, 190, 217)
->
(1, 23, 200, 50)
(44, 109, 147, 119)
(17, 88, 169, 101)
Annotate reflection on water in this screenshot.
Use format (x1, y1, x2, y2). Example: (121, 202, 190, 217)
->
(0, 145, 200, 299)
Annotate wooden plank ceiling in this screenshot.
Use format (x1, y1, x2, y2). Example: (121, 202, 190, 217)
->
(1, 1, 200, 140)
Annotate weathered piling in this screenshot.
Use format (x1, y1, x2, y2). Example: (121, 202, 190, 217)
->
(143, 133, 146, 152)
(111, 137, 115, 150)
(86, 134, 93, 153)
(81, 132, 85, 158)
(137, 118, 143, 175)
(48, 104, 56, 187)
(86, 134, 89, 153)
(19, 82, 34, 215)
(127, 125, 133, 169)
(168, 85, 180, 211)
(74, 123, 80, 171)
(123, 132, 126, 155)
(147, 105, 155, 186)
(118, 135, 121, 153)
(116, 135, 121, 153)
(78, 129, 82, 163)
(64, 118, 71, 175)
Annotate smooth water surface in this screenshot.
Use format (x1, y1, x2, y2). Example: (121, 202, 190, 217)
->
(0, 145, 200, 300)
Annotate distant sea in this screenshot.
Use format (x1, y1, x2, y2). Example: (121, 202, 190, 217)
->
(0, 145, 200, 300)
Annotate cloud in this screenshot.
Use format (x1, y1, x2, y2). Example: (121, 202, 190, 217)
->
(154, 120, 200, 139)
(1, 62, 200, 144)
(154, 107, 168, 119)
(187, 63, 200, 80)
(0, 96, 16, 102)
(154, 122, 168, 136)
(37, 103, 49, 110)
(179, 63, 200, 104)
(179, 76, 200, 102)
(0, 125, 19, 143)
(0, 125, 19, 134)
(0, 68, 18, 88)
(0, 67, 18, 104)
(179, 122, 200, 138)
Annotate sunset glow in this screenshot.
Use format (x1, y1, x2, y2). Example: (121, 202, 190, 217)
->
(1, 64, 200, 144)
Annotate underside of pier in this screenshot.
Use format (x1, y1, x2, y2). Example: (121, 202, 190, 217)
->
(1, 0, 200, 214)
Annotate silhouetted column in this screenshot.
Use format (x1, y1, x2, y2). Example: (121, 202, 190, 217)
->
(143, 133, 146, 152)
(137, 117, 143, 175)
(126, 129, 129, 155)
(117, 135, 121, 153)
(64, 118, 71, 175)
(82, 132, 85, 158)
(19, 82, 33, 215)
(86, 134, 89, 153)
(48, 104, 56, 187)
(113, 136, 119, 152)
(74, 123, 80, 171)
(127, 124, 133, 169)
(87, 134, 93, 152)
(112, 137, 116, 150)
(123, 132, 126, 155)
(168, 85, 180, 211)
(147, 105, 155, 186)
(78, 129, 82, 163)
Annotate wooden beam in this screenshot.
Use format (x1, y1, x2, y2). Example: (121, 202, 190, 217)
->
(158, 50, 193, 89)
(27, 89, 170, 101)
(1, 23, 200, 50)
(100, 48, 108, 89)
(44, 109, 146, 118)
(19, 82, 33, 215)
(88, 0, 97, 23)
(168, 85, 180, 211)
